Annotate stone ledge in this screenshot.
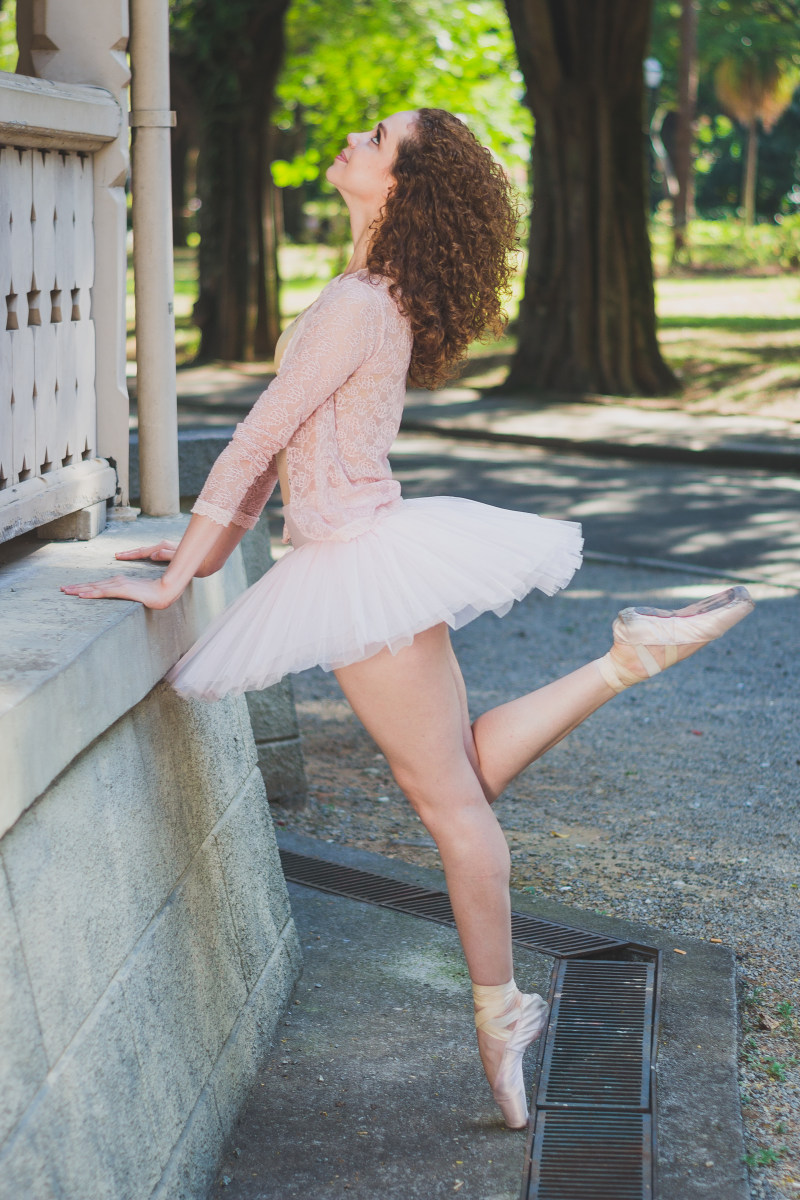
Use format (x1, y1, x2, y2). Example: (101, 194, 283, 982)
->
(0, 515, 247, 838)
(0, 74, 121, 152)
(0, 459, 117, 543)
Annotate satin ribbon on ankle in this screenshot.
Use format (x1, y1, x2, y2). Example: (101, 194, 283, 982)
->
(472, 978, 519, 1040)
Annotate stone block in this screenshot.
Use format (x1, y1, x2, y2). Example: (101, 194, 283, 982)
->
(0, 864, 48, 1147)
(211, 924, 303, 1146)
(129, 684, 257, 843)
(119, 837, 248, 1165)
(3, 682, 258, 1067)
(0, 1095, 63, 1200)
(246, 678, 300, 738)
(35, 498, 107, 540)
(0, 981, 160, 1200)
(3, 715, 182, 1066)
(213, 770, 286, 990)
(240, 511, 274, 584)
(148, 1082, 224, 1200)
(0, 514, 249, 836)
(255, 736, 307, 808)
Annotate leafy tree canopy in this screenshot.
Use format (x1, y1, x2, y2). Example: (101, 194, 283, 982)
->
(0, 0, 17, 73)
(650, 0, 800, 102)
(272, 0, 531, 189)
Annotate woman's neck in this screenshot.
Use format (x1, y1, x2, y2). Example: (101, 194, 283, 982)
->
(343, 202, 381, 275)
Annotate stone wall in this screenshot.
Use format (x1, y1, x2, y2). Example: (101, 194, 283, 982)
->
(0, 518, 302, 1199)
(129, 429, 309, 808)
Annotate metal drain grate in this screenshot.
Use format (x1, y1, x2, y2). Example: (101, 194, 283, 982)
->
(279, 848, 625, 958)
(537, 960, 655, 1111)
(528, 1111, 652, 1200)
(279, 846, 659, 1200)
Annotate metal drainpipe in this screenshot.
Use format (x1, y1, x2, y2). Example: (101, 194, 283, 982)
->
(129, 0, 180, 516)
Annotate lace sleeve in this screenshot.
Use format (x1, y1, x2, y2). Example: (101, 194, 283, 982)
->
(192, 277, 386, 529)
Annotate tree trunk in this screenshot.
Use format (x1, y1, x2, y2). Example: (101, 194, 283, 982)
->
(169, 58, 200, 248)
(503, 0, 676, 396)
(180, 0, 290, 362)
(672, 0, 699, 263)
(743, 117, 759, 226)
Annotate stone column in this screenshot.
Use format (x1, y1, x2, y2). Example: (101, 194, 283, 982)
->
(28, 0, 132, 506)
(128, 0, 179, 516)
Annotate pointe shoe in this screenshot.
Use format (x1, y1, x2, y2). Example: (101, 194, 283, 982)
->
(473, 981, 549, 1129)
(596, 585, 755, 694)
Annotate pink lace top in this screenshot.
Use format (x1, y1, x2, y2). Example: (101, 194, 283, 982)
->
(192, 271, 413, 542)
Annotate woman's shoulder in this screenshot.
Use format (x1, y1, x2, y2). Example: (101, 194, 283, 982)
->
(315, 270, 406, 330)
(328, 269, 393, 298)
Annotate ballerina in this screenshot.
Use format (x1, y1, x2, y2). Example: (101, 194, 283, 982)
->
(63, 107, 753, 1128)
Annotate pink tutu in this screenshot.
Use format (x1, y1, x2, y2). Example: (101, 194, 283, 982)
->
(166, 496, 583, 700)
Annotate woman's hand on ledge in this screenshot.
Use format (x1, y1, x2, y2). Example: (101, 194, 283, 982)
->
(60, 574, 181, 609)
(115, 540, 178, 562)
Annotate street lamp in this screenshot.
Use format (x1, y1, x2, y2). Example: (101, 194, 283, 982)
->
(644, 56, 663, 91)
(643, 57, 673, 212)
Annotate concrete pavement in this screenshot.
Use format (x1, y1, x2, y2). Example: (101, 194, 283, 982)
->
(212, 832, 748, 1200)
(128, 363, 800, 474)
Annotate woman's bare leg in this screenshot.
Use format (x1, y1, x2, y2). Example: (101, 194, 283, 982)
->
(334, 623, 513, 986)
(442, 635, 618, 802)
(448, 632, 704, 804)
(471, 662, 617, 800)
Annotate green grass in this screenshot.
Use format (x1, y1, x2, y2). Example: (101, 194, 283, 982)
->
(654, 274, 800, 420)
(651, 216, 800, 275)
(744, 1146, 788, 1171)
(126, 239, 800, 420)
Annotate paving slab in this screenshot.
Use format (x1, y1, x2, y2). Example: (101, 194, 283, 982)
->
(211, 832, 748, 1200)
(401, 388, 800, 474)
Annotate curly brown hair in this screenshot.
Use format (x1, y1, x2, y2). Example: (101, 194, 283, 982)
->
(365, 109, 519, 389)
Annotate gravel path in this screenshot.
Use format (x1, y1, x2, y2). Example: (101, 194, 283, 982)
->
(275, 561, 799, 1200)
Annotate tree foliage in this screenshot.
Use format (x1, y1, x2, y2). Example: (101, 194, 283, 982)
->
(0, 0, 17, 72)
(650, 0, 800, 218)
(170, 0, 291, 360)
(272, 0, 531, 192)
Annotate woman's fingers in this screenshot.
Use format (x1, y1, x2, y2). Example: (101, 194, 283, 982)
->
(61, 575, 129, 596)
(115, 541, 177, 561)
(61, 575, 176, 609)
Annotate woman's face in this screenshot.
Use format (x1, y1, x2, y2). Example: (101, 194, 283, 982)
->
(326, 110, 416, 209)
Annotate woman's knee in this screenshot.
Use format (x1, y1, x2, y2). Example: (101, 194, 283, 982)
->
(391, 758, 481, 813)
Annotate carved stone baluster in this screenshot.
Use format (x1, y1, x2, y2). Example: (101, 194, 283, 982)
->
(0, 147, 15, 491)
(31, 0, 130, 504)
(72, 153, 95, 463)
(8, 150, 35, 485)
(32, 149, 57, 476)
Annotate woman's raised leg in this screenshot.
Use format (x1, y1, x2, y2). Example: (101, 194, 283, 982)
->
(462, 586, 754, 802)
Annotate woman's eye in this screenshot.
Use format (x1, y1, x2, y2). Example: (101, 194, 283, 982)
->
(371, 131, 380, 145)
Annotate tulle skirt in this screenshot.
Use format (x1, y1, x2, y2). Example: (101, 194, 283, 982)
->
(166, 496, 583, 700)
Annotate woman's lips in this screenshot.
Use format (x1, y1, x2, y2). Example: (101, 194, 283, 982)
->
(335, 150, 347, 163)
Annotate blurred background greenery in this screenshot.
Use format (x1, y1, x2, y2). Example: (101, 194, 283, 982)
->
(1, 0, 797, 408)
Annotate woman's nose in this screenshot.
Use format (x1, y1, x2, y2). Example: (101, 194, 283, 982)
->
(346, 131, 359, 148)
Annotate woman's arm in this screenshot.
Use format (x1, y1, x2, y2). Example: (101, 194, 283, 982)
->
(61, 514, 244, 607)
(191, 278, 384, 528)
(61, 277, 384, 608)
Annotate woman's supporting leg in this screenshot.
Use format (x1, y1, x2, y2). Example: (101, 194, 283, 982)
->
(334, 623, 513, 986)
(335, 623, 546, 1113)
